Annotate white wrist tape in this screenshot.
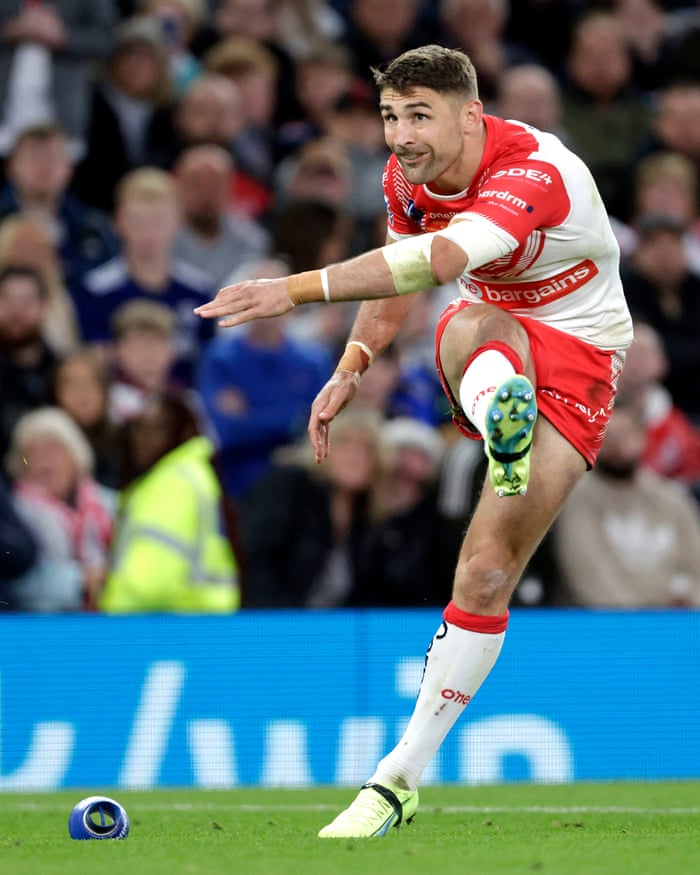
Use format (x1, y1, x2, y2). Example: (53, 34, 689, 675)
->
(320, 267, 330, 302)
(381, 234, 436, 295)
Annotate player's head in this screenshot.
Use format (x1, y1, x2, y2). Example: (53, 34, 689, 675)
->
(372, 45, 479, 102)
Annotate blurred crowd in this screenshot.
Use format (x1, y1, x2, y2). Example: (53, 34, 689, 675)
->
(0, 0, 699, 613)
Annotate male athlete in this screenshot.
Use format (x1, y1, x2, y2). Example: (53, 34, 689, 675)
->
(195, 45, 633, 838)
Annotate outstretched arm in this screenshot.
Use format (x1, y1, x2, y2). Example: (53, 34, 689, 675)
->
(194, 232, 467, 328)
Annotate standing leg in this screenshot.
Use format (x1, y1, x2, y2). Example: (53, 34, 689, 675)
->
(319, 305, 586, 839)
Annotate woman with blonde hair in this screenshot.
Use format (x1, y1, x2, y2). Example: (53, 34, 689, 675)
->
(5, 406, 115, 611)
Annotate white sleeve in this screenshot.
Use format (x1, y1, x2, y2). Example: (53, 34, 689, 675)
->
(436, 214, 519, 270)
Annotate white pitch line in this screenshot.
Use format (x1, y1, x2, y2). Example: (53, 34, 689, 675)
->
(6, 802, 700, 815)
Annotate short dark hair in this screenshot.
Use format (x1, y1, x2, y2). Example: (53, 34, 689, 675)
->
(372, 45, 479, 100)
(0, 265, 48, 299)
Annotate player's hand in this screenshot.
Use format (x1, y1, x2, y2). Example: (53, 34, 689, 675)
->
(308, 371, 359, 463)
(194, 277, 294, 328)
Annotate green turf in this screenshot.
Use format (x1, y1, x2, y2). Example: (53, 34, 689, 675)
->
(0, 782, 697, 875)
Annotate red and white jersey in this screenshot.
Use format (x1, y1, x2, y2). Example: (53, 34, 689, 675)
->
(384, 114, 633, 351)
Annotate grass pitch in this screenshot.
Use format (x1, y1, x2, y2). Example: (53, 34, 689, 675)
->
(0, 782, 697, 875)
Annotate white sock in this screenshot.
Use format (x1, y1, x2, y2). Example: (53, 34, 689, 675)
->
(459, 349, 516, 442)
(369, 617, 505, 791)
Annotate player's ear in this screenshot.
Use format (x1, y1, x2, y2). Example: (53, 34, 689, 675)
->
(462, 99, 483, 134)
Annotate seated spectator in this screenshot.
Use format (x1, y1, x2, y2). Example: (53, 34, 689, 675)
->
(50, 348, 123, 490)
(5, 406, 115, 611)
(0, 265, 59, 460)
(275, 0, 346, 60)
(616, 319, 700, 498)
(644, 81, 700, 181)
(171, 72, 271, 219)
(196, 256, 332, 501)
(0, 474, 38, 611)
(107, 297, 181, 425)
(611, 150, 700, 270)
(202, 37, 282, 192)
(0, 123, 119, 288)
(72, 16, 178, 214)
(558, 10, 653, 218)
(0, 0, 117, 156)
(337, 0, 437, 90)
(73, 166, 216, 386)
(278, 43, 356, 156)
(491, 63, 570, 144)
(0, 214, 80, 355)
(141, 0, 205, 96)
(551, 400, 700, 607)
(352, 416, 455, 607)
(239, 407, 387, 608)
(437, 0, 541, 102)
(621, 213, 700, 421)
(269, 197, 356, 357)
(172, 143, 270, 291)
(210, 0, 302, 126)
(99, 391, 240, 613)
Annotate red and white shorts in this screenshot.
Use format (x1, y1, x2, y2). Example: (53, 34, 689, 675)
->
(434, 299, 626, 468)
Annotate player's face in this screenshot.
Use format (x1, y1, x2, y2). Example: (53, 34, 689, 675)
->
(380, 87, 477, 190)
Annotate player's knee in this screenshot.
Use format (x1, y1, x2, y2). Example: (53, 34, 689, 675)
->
(454, 550, 519, 611)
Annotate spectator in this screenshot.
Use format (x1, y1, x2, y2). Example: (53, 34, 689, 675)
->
(210, 0, 302, 125)
(610, 150, 700, 270)
(275, 0, 346, 60)
(492, 63, 570, 144)
(0, 473, 38, 611)
(141, 0, 205, 96)
(278, 42, 356, 156)
(559, 10, 654, 218)
(73, 166, 216, 386)
(621, 212, 700, 421)
(99, 391, 240, 613)
(203, 37, 282, 191)
(196, 256, 332, 501)
(644, 81, 700, 181)
(270, 197, 356, 356)
(551, 400, 700, 607)
(239, 406, 387, 608)
(0, 0, 118, 156)
(0, 122, 119, 287)
(502, 0, 582, 76)
(0, 265, 58, 459)
(171, 144, 270, 291)
(338, 0, 437, 89)
(437, 0, 541, 102)
(107, 297, 181, 425)
(611, 0, 678, 92)
(616, 318, 700, 497)
(171, 72, 272, 220)
(50, 347, 123, 490)
(72, 15, 178, 214)
(352, 416, 455, 607)
(0, 214, 80, 355)
(5, 406, 115, 611)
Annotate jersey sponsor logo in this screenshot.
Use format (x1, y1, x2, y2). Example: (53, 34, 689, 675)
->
(462, 259, 599, 308)
(492, 167, 554, 186)
(478, 188, 530, 212)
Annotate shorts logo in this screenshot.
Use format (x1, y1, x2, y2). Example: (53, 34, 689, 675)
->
(461, 259, 599, 308)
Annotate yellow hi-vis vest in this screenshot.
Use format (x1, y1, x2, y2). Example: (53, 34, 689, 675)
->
(100, 437, 240, 613)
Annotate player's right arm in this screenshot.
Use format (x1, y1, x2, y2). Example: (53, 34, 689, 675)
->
(308, 290, 417, 462)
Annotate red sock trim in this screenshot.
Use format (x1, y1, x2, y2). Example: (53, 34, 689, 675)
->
(443, 600, 509, 634)
(462, 341, 524, 378)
